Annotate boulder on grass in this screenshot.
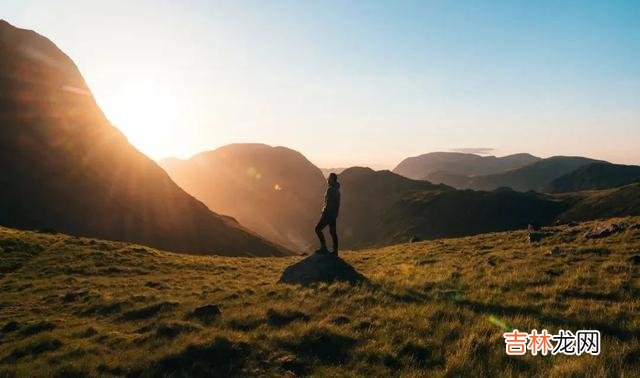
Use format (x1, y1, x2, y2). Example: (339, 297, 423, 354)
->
(279, 253, 367, 286)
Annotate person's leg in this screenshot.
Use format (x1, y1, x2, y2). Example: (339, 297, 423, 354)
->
(315, 216, 328, 251)
(329, 218, 338, 254)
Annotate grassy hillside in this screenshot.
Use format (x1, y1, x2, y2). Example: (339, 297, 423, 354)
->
(556, 183, 640, 223)
(1, 218, 639, 376)
(549, 163, 640, 193)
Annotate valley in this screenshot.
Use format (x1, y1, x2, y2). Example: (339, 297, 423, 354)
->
(0, 10, 639, 377)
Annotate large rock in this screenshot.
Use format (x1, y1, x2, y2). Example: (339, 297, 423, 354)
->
(278, 253, 367, 286)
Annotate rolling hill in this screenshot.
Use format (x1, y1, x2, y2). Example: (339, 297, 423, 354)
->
(160, 144, 326, 252)
(393, 152, 540, 180)
(459, 156, 604, 192)
(1, 217, 638, 376)
(337, 168, 568, 249)
(555, 183, 640, 223)
(0, 20, 288, 257)
(548, 162, 640, 193)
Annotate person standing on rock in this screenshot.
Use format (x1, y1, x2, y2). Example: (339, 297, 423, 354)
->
(315, 173, 340, 255)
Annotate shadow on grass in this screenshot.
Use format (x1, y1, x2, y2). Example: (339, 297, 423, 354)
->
(266, 308, 310, 327)
(456, 299, 639, 341)
(78, 300, 130, 317)
(18, 321, 55, 337)
(155, 321, 200, 339)
(373, 283, 638, 342)
(2, 337, 62, 362)
(120, 302, 178, 321)
(279, 326, 357, 365)
(129, 337, 249, 377)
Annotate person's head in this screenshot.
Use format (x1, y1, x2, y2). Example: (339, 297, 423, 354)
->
(328, 173, 338, 186)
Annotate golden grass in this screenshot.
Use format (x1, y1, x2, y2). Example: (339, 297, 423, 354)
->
(0, 218, 639, 377)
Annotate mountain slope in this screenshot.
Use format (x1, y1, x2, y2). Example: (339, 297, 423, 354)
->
(0, 20, 288, 256)
(422, 170, 473, 188)
(160, 144, 326, 251)
(393, 152, 540, 180)
(555, 183, 640, 222)
(549, 162, 640, 193)
(1, 218, 638, 376)
(338, 168, 567, 249)
(463, 156, 604, 192)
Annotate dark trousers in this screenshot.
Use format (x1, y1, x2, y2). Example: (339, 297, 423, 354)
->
(315, 213, 338, 251)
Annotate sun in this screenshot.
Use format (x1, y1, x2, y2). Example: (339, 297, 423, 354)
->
(96, 79, 181, 159)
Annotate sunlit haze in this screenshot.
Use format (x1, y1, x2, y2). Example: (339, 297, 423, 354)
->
(3, 0, 639, 168)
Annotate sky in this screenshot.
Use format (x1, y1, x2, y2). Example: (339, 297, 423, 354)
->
(3, 0, 640, 168)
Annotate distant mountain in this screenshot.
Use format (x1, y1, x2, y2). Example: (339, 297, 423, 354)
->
(0, 20, 288, 257)
(462, 156, 605, 192)
(556, 183, 640, 222)
(393, 152, 540, 180)
(548, 163, 640, 193)
(338, 167, 567, 249)
(160, 144, 326, 252)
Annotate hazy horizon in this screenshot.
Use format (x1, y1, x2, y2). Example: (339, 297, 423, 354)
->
(156, 145, 608, 172)
(3, 0, 639, 168)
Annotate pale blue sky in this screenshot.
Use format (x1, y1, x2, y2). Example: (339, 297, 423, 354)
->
(3, 0, 639, 167)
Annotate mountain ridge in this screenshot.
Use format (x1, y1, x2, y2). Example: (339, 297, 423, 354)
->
(337, 167, 566, 249)
(421, 155, 608, 192)
(0, 20, 289, 257)
(549, 162, 640, 193)
(393, 151, 541, 180)
(160, 143, 326, 252)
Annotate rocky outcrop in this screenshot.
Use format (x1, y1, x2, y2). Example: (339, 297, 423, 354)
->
(279, 253, 367, 286)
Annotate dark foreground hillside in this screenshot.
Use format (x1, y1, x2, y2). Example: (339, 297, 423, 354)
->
(337, 167, 568, 249)
(556, 183, 640, 223)
(1, 218, 639, 376)
(549, 163, 640, 193)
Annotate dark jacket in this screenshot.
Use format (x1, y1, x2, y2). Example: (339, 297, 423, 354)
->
(322, 182, 341, 218)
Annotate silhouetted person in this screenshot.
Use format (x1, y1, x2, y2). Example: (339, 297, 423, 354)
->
(315, 173, 340, 255)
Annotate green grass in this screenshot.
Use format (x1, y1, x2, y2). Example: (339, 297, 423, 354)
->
(1, 218, 639, 377)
